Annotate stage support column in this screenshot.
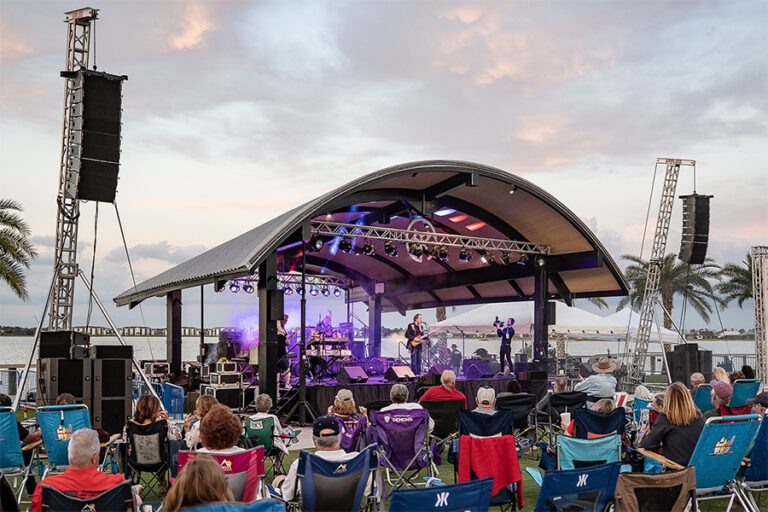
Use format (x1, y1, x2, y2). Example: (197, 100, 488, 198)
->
(368, 293, 382, 358)
(166, 290, 182, 375)
(258, 253, 282, 402)
(533, 256, 549, 369)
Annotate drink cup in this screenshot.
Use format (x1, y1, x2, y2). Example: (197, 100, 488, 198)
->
(560, 412, 571, 429)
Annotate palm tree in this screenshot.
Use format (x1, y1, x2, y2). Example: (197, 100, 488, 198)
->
(617, 253, 720, 329)
(586, 297, 608, 309)
(0, 199, 38, 300)
(716, 254, 752, 308)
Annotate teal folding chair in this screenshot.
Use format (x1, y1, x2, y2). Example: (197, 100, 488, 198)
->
(730, 379, 761, 409)
(693, 384, 714, 413)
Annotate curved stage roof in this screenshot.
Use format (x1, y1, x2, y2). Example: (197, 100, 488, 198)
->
(114, 160, 628, 313)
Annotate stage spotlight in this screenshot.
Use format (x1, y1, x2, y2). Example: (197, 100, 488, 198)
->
(242, 283, 254, 294)
(500, 252, 512, 265)
(408, 243, 424, 258)
(284, 286, 293, 296)
(333, 287, 342, 297)
(229, 282, 240, 293)
(480, 254, 488, 264)
(517, 254, 529, 266)
(296, 285, 305, 295)
(309, 285, 319, 296)
(363, 241, 375, 256)
(436, 246, 449, 261)
(384, 241, 399, 257)
(339, 238, 353, 253)
(321, 286, 330, 297)
(309, 236, 325, 252)
(458, 248, 472, 262)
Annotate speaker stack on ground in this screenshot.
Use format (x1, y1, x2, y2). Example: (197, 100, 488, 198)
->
(665, 343, 713, 384)
(91, 345, 133, 436)
(679, 194, 713, 265)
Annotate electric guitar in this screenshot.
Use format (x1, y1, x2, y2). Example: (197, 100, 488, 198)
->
(407, 329, 435, 349)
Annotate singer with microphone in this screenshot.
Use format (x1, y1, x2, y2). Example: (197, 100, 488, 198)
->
(494, 316, 515, 374)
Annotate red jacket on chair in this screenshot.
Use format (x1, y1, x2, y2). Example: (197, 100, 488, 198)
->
(457, 434, 523, 508)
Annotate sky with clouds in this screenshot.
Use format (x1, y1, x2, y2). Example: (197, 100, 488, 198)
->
(1, 0, 766, 331)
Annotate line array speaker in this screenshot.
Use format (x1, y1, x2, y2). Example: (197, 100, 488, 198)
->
(679, 194, 713, 265)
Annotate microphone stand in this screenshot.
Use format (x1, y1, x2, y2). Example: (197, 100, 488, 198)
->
(454, 325, 466, 375)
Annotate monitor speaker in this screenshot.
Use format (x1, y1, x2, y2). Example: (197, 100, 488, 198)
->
(385, 365, 415, 382)
(465, 364, 494, 380)
(462, 359, 492, 376)
(428, 364, 452, 376)
(337, 366, 369, 384)
(92, 397, 131, 436)
(37, 358, 92, 405)
(679, 194, 713, 265)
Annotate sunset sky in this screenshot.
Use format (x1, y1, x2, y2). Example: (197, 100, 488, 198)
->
(1, 1, 766, 331)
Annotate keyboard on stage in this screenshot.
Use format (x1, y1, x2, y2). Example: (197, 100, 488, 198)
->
(306, 349, 352, 357)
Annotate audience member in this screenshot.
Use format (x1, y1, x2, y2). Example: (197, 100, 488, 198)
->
(250, 393, 290, 459)
(575, 357, 617, 406)
(634, 385, 653, 401)
(754, 392, 768, 417)
(497, 379, 522, 398)
(641, 382, 704, 466)
(0, 393, 40, 495)
(381, 383, 433, 431)
(328, 389, 367, 417)
(198, 404, 245, 454)
(418, 370, 467, 408)
(729, 371, 746, 384)
(55, 393, 76, 405)
(164, 456, 234, 512)
(742, 365, 756, 380)
(473, 387, 498, 415)
(128, 394, 180, 439)
(688, 373, 705, 395)
(536, 377, 568, 416)
(275, 416, 364, 501)
(327, 389, 368, 453)
(30, 429, 125, 512)
(184, 395, 219, 449)
(710, 367, 729, 385)
(564, 398, 615, 436)
(650, 393, 664, 425)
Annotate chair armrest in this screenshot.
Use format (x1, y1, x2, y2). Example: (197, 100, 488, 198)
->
(22, 440, 42, 452)
(636, 448, 685, 470)
(525, 467, 543, 487)
(101, 433, 122, 448)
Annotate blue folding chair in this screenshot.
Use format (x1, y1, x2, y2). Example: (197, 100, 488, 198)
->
(162, 382, 185, 421)
(36, 404, 91, 477)
(693, 384, 714, 413)
(557, 434, 622, 470)
(390, 478, 493, 512)
(730, 379, 761, 408)
(294, 445, 379, 512)
(0, 406, 36, 504)
(644, 414, 762, 511)
(572, 407, 625, 439)
(184, 501, 286, 512)
(632, 397, 651, 424)
(744, 415, 768, 510)
(459, 410, 515, 437)
(531, 462, 622, 512)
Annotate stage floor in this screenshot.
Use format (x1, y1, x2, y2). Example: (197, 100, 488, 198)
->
(304, 375, 517, 416)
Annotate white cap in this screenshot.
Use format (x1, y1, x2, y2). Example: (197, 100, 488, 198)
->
(477, 387, 496, 405)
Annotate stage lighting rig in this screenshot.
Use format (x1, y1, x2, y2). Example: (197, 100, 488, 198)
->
(321, 286, 330, 296)
(384, 241, 399, 257)
(296, 285, 305, 295)
(284, 286, 293, 295)
(435, 245, 449, 261)
(408, 243, 424, 258)
(517, 254, 529, 266)
(309, 285, 319, 296)
(229, 282, 240, 293)
(339, 238, 353, 253)
(458, 248, 472, 262)
(500, 251, 512, 265)
(363, 241, 376, 256)
(333, 288, 342, 297)
(309, 236, 325, 252)
(242, 283, 254, 294)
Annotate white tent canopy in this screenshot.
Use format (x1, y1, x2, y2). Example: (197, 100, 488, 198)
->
(602, 308, 680, 345)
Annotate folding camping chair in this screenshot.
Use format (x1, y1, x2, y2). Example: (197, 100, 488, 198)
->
(693, 384, 714, 414)
(0, 473, 19, 512)
(335, 414, 368, 454)
(178, 447, 265, 502)
(0, 406, 37, 505)
(389, 477, 493, 512)
(496, 393, 538, 440)
(543, 391, 586, 444)
(124, 419, 170, 499)
(183, 501, 287, 512)
(162, 383, 185, 421)
(40, 480, 133, 512)
(421, 399, 464, 466)
(292, 445, 379, 512)
(456, 434, 522, 511)
(527, 461, 622, 512)
(572, 406, 625, 439)
(367, 409, 433, 495)
(743, 415, 768, 511)
(244, 415, 292, 477)
(632, 397, 652, 424)
(362, 400, 391, 412)
(615, 467, 696, 512)
(639, 414, 762, 512)
(459, 410, 515, 437)
(731, 379, 762, 408)
(36, 404, 92, 478)
(556, 434, 622, 470)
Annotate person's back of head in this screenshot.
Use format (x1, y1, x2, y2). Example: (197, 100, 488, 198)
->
(67, 428, 101, 468)
(164, 456, 234, 512)
(728, 371, 745, 384)
(689, 373, 705, 389)
(440, 370, 456, 390)
(742, 365, 755, 380)
(652, 393, 664, 412)
(506, 380, 521, 394)
(665, 381, 701, 426)
(476, 387, 496, 410)
(333, 389, 357, 416)
(554, 377, 567, 392)
(390, 383, 409, 404)
(312, 415, 341, 451)
(711, 367, 729, 384)
(200, 404, 242, 451)
(591, 399, 615, 415)
(56, 393, 76, 405)
(634, 385, 653, 400)
(711, 381, 733, 409)
(134, 394, 162, 423)
(254, 393, 272, 414)
(0, 393, 11, 407)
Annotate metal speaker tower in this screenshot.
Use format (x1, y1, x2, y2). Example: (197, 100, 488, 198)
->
(752, 246, 768, 384)
(48, 8, 98, 330)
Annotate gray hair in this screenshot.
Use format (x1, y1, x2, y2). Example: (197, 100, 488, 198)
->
(441, 370, 456, 388)
(68, 429, 100, 467)
(554, 377, 567, 391)
(390, 384, 409, 404)
(255, 393, 273, 413)
(690, 372, 705, 384)
(313, 434, 341, 449)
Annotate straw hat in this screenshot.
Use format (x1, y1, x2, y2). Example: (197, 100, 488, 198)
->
(591, 356, 617, 374)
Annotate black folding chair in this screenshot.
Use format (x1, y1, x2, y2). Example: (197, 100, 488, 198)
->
(496, 393, 537, 439)
(124, 420, 169, 499)
(421, 399, 464, 467)
(40, 481, 132, 512)
(544, 391, 587, 444)
(363, 400, 391, 412)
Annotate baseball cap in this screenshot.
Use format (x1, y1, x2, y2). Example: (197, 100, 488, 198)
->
(313, 415, 340, 437)
(755, 391, 768, 408)
(712, 381, 733, 402)
(335, 389, 354, 402)
(477, 386, 496, 405)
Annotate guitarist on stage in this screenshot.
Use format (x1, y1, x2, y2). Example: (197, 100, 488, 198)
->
(406, 313, 426, 375)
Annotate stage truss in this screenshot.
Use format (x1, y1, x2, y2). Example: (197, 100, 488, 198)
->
(753, 246, 767, 384)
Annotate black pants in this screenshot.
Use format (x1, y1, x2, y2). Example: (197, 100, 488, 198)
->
(499, 344, 513, 373)
(410, 345, 422, 375)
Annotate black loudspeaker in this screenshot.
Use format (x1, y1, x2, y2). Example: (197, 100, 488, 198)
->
(462, 359, 492, 376)
(665, 344, 711, 384)
(698, 349, 713, 382)
(679, 194, 712, 265)
(529, 371, 549, 400)
(37, 358, 92, 405)
(546, 302, 557, 325)
(92, 398, 131, 436)
(92, 359, 133, 399)
(514, 353, 528, 364)
(338, 366, 369, 384)
(428, 364, 452, 376)
(385, 366, 415, 382)
(465, 364, 494, 380)
(91, 345, 133, 359)
(40, 331, 90, 359)
(268, 290, 284, 322)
